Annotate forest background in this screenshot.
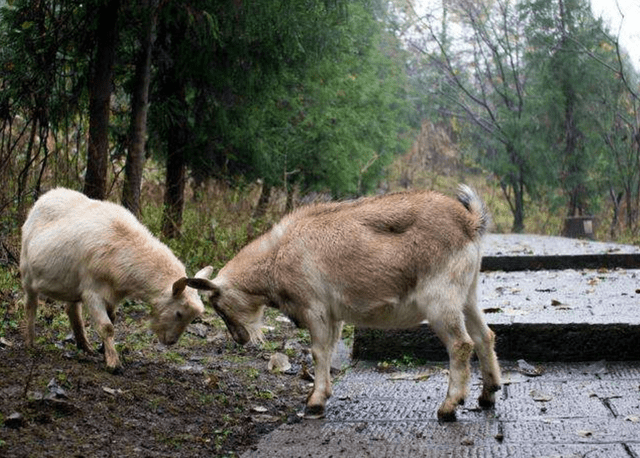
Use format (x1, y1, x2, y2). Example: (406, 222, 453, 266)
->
(1, 0, 640, 276)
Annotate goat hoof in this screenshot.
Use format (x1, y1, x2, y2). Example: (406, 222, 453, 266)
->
(437, 409, 457, 422)
(106, 365, 124, 375)
(478, 395, 496, 409)
(79, 346, 96, 356)
(304, 404, 326, 420)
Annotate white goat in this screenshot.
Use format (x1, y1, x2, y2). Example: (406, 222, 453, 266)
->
(200, 185, 501, 421)
(20, 188, 213, 372)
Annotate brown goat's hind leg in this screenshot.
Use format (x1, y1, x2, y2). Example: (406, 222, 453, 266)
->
(464, 290, 501, 408)
(430, 316, 473, 422)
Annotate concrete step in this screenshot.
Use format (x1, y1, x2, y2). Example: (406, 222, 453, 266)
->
(353, 234, 640, 362)
(482, 233, 640, 271)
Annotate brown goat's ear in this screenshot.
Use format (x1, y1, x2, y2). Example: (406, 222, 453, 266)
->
(172, 277, 189, 297)
(185, 277, 219, 295)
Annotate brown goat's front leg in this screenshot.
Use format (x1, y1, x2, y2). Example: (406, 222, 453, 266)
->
(305, 318, 342, 419)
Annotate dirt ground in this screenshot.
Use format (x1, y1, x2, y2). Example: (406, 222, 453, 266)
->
(0, 292, 330, 458)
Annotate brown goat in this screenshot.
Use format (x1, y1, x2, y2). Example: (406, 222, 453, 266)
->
(203, 185, 501, 421)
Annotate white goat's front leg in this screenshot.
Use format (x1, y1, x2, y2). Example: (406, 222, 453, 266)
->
(305, 317, 343, 419)
(82, 292, 121, 372)
(23, 286, 39, 347)
(66, 301, 94, 354)
(429, 315, 474, 422)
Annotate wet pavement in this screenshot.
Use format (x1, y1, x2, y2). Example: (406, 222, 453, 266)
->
(243, 234, 640, 458)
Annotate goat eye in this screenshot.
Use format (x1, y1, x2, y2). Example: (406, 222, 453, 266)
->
(176, 311, 183, 319)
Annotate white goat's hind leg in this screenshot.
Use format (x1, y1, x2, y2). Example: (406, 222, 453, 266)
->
(305, 318, 343, 419)
(23, 286, 39, 347)
(82, 292, 121, 372)
(429, 314, 474, 422)
(65, 301, 94, 354)
(464, 290, 501, 408)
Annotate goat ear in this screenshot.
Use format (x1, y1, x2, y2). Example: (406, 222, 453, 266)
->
(185, 277, 219, 295)
(194, 265, 214, 279)
(172, 277, 189, 297)
(172, 277, 220, 297)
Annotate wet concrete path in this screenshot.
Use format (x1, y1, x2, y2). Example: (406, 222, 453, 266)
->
(243, 361, 640, 457)
(242, 234, 640, 458)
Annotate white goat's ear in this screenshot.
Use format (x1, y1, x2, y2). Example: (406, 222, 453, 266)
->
(194, 266, 214, 279)
(172, 277, 189, 297)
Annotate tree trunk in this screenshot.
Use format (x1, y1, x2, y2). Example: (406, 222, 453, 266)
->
(84, 0, 119, 200)
(161, 132, 187, 239)
(512, 173, 525, 233)
(161, 84, 188, 239)
(252, 182, 271, 219)
(122, 0, 157, 217)
(564, 88, 583, 217)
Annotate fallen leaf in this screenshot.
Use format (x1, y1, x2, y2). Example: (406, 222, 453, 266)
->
(577, 430, 593, 438)
(251, 414, 280, 423)
(0, 337, 13, 348)
(583, 360, 608, 375)
(624, 415, 639, 423)
(517, 359, 544, 377)
(252, 405, 268, 413)
(268, 352, 291, 373)
(460, 437, 474, 446)
(501, 371, 528, 385)
(47, 378, 68, 399)
(483, 307, 503, 314)
(388, 369, 437, 381)
(205, 375, 219, 389)
(4, 412, 25, 429)
(102, 386, 124, 395)
(530, 390, 552, 402)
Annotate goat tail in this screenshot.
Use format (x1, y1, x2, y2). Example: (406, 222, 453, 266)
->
(456, 184, 490, 237)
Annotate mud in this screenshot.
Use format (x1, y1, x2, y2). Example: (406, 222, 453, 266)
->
(0, 305, 315, 457)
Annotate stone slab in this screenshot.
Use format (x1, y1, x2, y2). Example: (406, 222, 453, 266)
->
(242, 361, 640, 458)
(483, 234, 640, 257)
(353, 267, 640, 362)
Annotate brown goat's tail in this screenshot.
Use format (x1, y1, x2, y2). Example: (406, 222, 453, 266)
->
(456, 184, 490, 237)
